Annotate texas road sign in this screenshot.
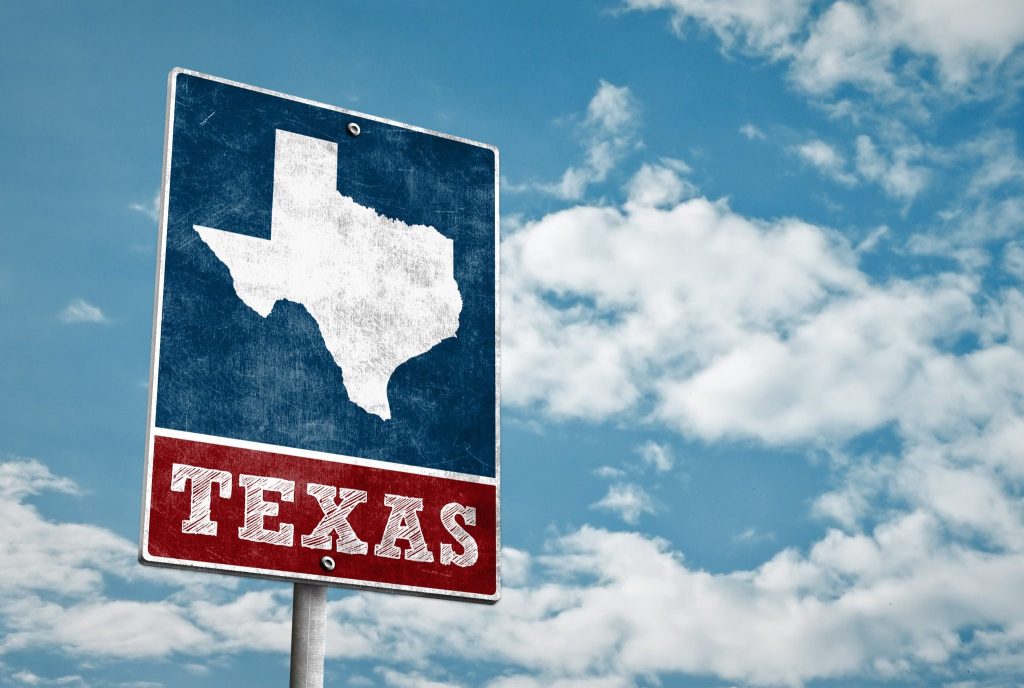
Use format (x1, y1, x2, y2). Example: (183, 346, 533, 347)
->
(139, 69, 499, 602)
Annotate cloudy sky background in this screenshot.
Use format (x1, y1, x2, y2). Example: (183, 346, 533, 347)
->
(3, 1, 1024, 686)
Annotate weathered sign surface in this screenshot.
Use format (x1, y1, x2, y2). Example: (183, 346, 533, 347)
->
(140, 69, 499, 601)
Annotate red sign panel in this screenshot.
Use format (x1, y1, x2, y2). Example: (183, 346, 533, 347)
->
(145, 433, 497, 598)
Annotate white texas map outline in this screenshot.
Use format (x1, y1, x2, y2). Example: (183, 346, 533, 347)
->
(195, 129, 463, 421)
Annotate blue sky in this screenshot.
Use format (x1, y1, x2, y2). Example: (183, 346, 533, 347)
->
(2, 1, 1024, 686)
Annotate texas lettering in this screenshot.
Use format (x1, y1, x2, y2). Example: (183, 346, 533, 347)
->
(144, 434, 498, 596)
(169, 463, 479, 567)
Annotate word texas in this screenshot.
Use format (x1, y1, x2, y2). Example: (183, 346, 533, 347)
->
(169, 463, 479, 567)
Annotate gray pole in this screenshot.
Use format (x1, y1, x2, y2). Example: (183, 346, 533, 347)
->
(290, 583, 327, 688)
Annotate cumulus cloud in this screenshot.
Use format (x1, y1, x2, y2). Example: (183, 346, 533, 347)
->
(3, 431, 1024, 686)
(794, 139, 857, 185)
(494, 118, 1024, 681)
(594, 466, 626, 480)
(9, 671, 87, 687)
(658, 276, 979, 443)
(1005, 242, 1024, 280)
(733, 527, 774, 543)
(57, 298, 108, 325)
(624, 158, 695, 208)
(626, 0, 810, 57)
(591, 483, 656, 523)
(7, 47, 1024, 687)
(487, 676, 629, 688)
(0, 459, 79, 499)
(636, 441, 673, 472)
(855, 225, 889, 254)
(907, 130, 1024, 261)
(791, 134, 930, 200)
(589, 442, 675, 521)
(499, 157, 1021, 446)
(0, 460, 236, 662)
(378, 668, 463, 688)
(739, 122, 766, 140)
(964, 129, 1024, 196)
(504, 163, 875, 434)
(853, 134, 928, 202)
(545, 81, 641, 200)
(626, 0, 1024, 100)
(326, 518, 1024, 686)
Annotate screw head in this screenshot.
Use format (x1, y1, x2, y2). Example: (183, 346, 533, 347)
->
(346, 122, 361, 137)
(320, 555, 336, 571)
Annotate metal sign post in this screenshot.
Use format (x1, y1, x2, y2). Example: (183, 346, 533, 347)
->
(290, 583, 327, 688)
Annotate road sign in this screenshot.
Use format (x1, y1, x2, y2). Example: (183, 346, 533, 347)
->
(140, 69, 499, 602)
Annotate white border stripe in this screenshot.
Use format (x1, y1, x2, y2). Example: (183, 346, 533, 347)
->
(154, 427, 497, 486)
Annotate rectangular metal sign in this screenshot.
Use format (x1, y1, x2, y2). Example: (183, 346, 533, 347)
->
(140, 69, 499, 602)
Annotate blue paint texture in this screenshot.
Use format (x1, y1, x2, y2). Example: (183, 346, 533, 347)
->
(155, 73, 496, 478)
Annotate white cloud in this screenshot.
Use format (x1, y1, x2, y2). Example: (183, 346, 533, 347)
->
(907, 130, 1024, 259)
(4, 7, 1023, 688)
(625, 0, 810, 56)
(790, 2, 897, 95)
(592, 465, 627, 479)
(733, 527, 774, 543)
(502, 547, 533, 587)
(38, 601, 210, 658)
(57, 298, 108, 325)
(739, 122, 766, 140)
(0, 460, 234, 662)
(585, 79, 636, 133)
(591, 483, 656, 523)
(624, 158, 695, 208)
(9, 109, 1024, 688)
(854, 134, 928, 202)
(327, 519, 1024, 686)
(627, 0, 1024, 100)
(546, 81, 640, 200)
(500, 156, 1023, 447)
(129, 190, 160, 222)
(636, 441, 673, 472)
(2, 455, 1024, 685)
(0, 459, 79, 499)
(791, 135, 931, 200)
(487, 677, 629, 688)
(855, 225, 889, 254)
(1005, 242, 1024, 280)
(795, 139, 857, 185)
(867, 0, 1024, 88)
(378, 668, 463, 688)
(964, 130, 1024, 196)
(498, 131, 1024, 683)
(0, 461, 136, 600)
(10, 671, 87, 687)
(504, 165, 873, 431)
(657, 276, 978, 443)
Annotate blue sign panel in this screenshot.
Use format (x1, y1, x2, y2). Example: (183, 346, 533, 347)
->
(153, 70, 497, 479)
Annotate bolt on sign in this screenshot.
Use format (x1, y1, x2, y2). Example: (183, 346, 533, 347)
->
(139, 69, 499, 602)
